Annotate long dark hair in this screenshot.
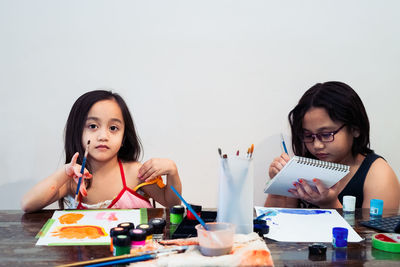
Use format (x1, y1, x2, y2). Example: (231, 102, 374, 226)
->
(288, 81, 373, 158)
(59, 90, 142, 208)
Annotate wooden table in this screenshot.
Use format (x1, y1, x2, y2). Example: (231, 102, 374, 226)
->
(0, 208, 399, 266)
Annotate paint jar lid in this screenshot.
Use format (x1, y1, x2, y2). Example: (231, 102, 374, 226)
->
(170, 205, 185, 214)
(117, 222, 135, 231)
(308, 243, 327, 255)
(149, 218, 166, 234)
(253, 219, 269, 236)
(332, 227, 348, 248)
(136, 223, 154, 235)
(113, 235, 131, 246)
(188, 204, 202, 213)
(129, 229, 147, 241)
(371, 199, 384, 205)
(110, 227, 128, 237)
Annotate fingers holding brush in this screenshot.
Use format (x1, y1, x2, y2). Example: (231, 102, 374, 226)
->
(65, 153, 92, 179)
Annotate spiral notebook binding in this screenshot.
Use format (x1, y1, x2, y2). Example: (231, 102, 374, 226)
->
(295, 156, 349, 172)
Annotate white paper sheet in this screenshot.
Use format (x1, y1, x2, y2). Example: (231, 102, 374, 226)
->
(36, 209, 141, 246)
(255, 206, 363, 243)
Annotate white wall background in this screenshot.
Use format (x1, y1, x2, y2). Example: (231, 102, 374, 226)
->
(1, 0, 399, 210)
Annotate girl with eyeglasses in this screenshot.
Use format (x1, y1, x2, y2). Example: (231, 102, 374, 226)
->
(265, 81, 400, 209)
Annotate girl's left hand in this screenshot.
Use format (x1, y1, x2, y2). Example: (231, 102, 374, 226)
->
(288, 178, 341, 208)
(138, 158, 178, 182)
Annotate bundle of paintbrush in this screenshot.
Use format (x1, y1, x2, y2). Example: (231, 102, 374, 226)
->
(218, 144, 254, 159)
(58, 245, 189, 267)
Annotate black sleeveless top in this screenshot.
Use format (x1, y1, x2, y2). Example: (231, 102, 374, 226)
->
(299, 153, 381, 209)
(338, 153, 382, 208)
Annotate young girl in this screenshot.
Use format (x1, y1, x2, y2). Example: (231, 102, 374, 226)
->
(265, 81, 400, 209)
(21, 90, 182, 212)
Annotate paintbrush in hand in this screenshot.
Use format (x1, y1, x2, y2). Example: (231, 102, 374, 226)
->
(74, 140, 90, 203)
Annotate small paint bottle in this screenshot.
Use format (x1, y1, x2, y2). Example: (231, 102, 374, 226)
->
(170, 205, 185, 224)
(370, 199, 384, 217)
(109, 227, 128, 252)
(136, 223, 154, 241)
(342, 196, 356, 213)
(332, 227, 348, 248)
(129, 228, 147, 249)
(118, 222, 135, 231)
(113, 235, 131, 256)
(187, 204, 202, 220)
(149, 218, 166, 241)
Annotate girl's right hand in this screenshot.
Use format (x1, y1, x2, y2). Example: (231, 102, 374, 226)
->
(65, 152, 92, 197)
(268, 153, 290, 178)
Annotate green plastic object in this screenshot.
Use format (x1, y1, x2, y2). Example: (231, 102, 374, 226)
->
(113, 235, 131, 256)
(372, 233, 400, 253)
(170, 205, 184, 224)
(170, 213, 183, 224)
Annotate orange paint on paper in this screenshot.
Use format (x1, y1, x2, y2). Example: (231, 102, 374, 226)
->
(240, 250, 273, 266)
(51, 225, 107, 239)
(58, 213, 84, 224)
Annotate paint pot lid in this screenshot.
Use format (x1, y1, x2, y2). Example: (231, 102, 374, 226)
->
(253, 219, 269, 236)
(117, 222, 135, 231)
(188, 204, 202, 213)
(170, 205, 185, 214)
(149, 218, 166, 234)
(136, 223, 154, 235)
(308, 243, 327, 255)
(113, 235, 131, 246)
(129, 229, 147, 241)
(110, 227, 128, 236)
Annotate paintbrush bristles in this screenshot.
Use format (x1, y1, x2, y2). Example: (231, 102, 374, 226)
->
(84, 140, 90, 157)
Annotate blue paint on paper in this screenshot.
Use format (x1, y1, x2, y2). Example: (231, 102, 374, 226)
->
(277, 209, 331, 215)
(256, 209, 279, 219)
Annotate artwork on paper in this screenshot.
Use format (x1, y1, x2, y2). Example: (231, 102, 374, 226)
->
(254, 206, 363, 243)
(36, 209, 141, 246)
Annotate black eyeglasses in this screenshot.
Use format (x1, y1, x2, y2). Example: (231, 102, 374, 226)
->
(302, 124, 346, 143)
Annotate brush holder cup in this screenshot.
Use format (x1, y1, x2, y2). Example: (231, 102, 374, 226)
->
(217, 157, 254, 234)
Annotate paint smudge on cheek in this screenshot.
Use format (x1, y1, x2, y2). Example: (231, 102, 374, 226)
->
(59, 213, 84, 224)
(51, 225, 107, 239)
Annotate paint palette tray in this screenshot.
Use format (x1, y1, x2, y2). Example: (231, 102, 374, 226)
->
(360, 215, 400, 233)
(171, 211, 217, 239)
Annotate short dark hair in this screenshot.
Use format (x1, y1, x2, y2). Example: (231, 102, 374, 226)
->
(60, 90, 142, 208)
(288, 81, 373, 158)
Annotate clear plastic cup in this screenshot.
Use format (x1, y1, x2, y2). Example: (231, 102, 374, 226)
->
(195, 222, 235, 256)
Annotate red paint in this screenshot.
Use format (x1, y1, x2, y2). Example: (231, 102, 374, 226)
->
(376, 234, 397, 243)
(187, 210, 201, 220)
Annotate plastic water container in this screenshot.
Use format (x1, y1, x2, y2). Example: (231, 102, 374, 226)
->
(217, 157, 254, 234)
